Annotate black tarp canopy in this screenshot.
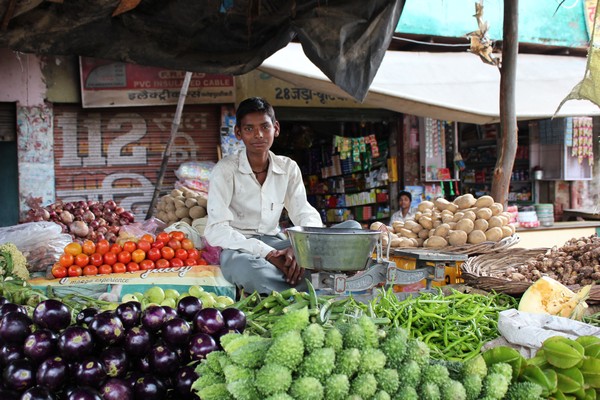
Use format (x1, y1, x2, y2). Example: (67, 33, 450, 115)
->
(0, 0, 404, 101)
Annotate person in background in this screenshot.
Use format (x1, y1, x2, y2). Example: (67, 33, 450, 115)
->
(205, 97, 359, 295)
(390, 190, 416, 223)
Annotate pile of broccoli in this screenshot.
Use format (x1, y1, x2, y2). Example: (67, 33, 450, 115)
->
(191, 306, 543, 400)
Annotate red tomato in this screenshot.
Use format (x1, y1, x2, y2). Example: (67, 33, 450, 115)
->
(74, 253, 90, 268)
(126, 262, 140, 272)
(151, 241, 165, 250)
(147, 248, 162, 262)
(139, 259, 155, 270)
(184, 258, 197, 266)
(156, 232, 170, 244)
(187, 249, 200, 261)
(118, 251, 132, 264)
(82, 265, 98, 276)
(169, 231, 186, 242)
(131, 249, 146, 263)
(136, 240, 152, 253)
(112, 262, 126, 274)
(167, 239, 182, 251)
(81, 240, 96, 256)
(64, 242, 83, 257)
(181, 238, 194, 251)
(59, 253, 74, 268)
(161, 247, 175, 260)
(175, 249, 188, 260)
(98, 264, 113, 275)
(122, 241, 137, 253)
(169, 258, 184, 268)
(89, 253, 104, 267)
(196, 258, 208, 265)
(141, 234, 154, 243)
(103, 252, 117, 266)
(67, 265, 82, 277)
(109, 244, 123, 254)
(155, 259, 170, 269)
(51, 264, 67, 279)
(96, 239, 110, 255)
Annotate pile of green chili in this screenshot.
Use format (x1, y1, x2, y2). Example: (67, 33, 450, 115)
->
(349, 288, 518, 361)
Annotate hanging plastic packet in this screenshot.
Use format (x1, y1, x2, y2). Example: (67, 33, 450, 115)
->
(454, 153, 466, 171)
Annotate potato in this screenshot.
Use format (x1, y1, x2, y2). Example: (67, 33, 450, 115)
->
(406, 220, 423, 233)
(448, 230, 468, 246)
(462, 210, 477, 221)
(485, 227, 503, 242)
(468, 230, 487, 244)
(497, 215, 509, 226)
(392, 221, 404, 233)
(175, 207, 190, 219)
(189, 206, 207, 219)
(175, 195, 186, 203)
(173, 198, 186, 209)
(418, 229, 430, 239)
(171, 189, 183, 197)
(418, 201, 435, 212)
(434, 223, 451, 238)
(196, 196, 208, 208)
(370, 221, 384, 231)
(165, 202, 176, 212)
(475, 207, 493, 220)
(490, 202, 504, 215)
(399, 228, 418, 239)
(452, 212, 465, 222)
(441, 214, 454, 224)
(428, 229, 436, 238)
(419, 216, 433, 230)
(433, 220, 442, 229)
(435, 197, 451, 211)
(455, 218, 474, 234)
(391, 237, 403, 247)
(447, 221, 457, 229)
(185, 198, 198, 208)
(473, 218, 489, 232)
(445, 203, 459, 213)
(453, 193, 476, 209)
(408, 238, 419, 247)
(157, 211, 169, 223)
(508, 223, 516, 234)
(501, 225, 513, 238)
(184, 190, 197, 199)
(424, 236, 448, 248)
(415, 238, 425, 247)
(488, 216, 503, 228)
(414, 211, 423, 222)
(167, 211, 177, 222)
(180, 217, 192, 225)
(475, 195, 494, 208)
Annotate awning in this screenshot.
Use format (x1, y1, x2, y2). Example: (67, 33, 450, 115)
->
(258, 43, 600, 125)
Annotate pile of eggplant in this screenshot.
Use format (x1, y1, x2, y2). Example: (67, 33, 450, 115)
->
(0, 296, 246, 400)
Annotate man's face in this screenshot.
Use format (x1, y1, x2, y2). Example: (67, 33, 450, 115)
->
(399, 195, 411, 210)
(235, 111, 279, 157)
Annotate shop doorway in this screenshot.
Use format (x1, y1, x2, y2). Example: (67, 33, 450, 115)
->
(0, 102, 18, 226)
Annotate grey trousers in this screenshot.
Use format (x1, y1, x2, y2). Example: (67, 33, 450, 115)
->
(219, 220, 362, 295)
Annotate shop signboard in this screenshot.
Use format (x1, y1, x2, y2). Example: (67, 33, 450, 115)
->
(80, 57, 235, 108)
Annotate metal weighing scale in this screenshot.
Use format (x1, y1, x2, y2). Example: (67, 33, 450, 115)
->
(287, 227, 467, 299)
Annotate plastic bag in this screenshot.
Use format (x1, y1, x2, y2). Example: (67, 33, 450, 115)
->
(483, 308, 600, 358)
(0, 222, 73, 273)
(117, 217, 167, 244)
(175, 161, 215, 181)
(201, 237, 222, 265)
(164, 221, 203, 249)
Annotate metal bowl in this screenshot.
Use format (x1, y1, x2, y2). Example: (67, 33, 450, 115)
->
(287, 226, 381, 272)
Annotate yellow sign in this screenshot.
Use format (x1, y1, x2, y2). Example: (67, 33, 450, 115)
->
(236, 70, 373, 109)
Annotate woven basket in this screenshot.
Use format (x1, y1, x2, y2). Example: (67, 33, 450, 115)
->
(386, 234, 521, 256)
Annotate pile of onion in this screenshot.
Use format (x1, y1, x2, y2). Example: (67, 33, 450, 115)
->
(25, 200, 135, 243)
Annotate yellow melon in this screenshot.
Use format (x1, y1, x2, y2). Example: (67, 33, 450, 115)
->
(518, 276, 591, 320)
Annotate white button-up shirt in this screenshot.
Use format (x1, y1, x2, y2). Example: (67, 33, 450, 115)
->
(204, 150, 323, 258)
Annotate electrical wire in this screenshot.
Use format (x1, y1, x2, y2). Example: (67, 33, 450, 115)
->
(393, 36, 473, 48)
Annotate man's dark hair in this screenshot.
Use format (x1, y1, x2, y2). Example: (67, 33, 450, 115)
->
(399, 190, 412, 202)
(235, 97, 276, 127)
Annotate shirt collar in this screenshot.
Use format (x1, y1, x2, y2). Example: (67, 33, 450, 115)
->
(238, 151, 286, 175)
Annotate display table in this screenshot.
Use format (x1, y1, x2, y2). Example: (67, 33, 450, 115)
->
(561, 208, 600, 221)
(516, 221, 600, 249)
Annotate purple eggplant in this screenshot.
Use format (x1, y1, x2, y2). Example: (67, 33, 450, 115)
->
(193, 308, 225, 335)
(0, 388, 20, 400)
(140, 305, 167, 332)
(176, 297, 202, 321)
(114, 303, 140, 330)
(98, 378, 132, 400)
(161, 317, 191, 347)
(0, 343, 24, 368)
(148, 344, 180, 375)
(88, 313, 124, 346)
(131, 356, 151, 374)
(188, 333, 218, 362)
(0, 311, 33, 344)
(73, 357, 107, 388)
(132, 375, 166, 400)
(0, 303, 27, 319)
(2, 358, 35, 392)
(99, 347, 129, 378)
(20, 385, 55, 400)
(24, 329, 57, 364)
(123, 327, 152, 357)
(65, 387, 102, 400)
(75, 308, 99, 327)
(221, 308, 247, 333)
(57, 326, 94, 361)
(162, 306, 178, 322)
(32, 299, 71, 332)
(174, 365, 199, 398)
(36, 356, 69, 392)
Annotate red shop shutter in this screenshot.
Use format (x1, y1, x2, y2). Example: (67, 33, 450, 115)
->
(53, 104, 220, 220)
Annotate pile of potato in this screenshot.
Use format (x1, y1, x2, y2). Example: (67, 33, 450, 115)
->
(371, 194, 516, 249)
(155, 187, 208, 226)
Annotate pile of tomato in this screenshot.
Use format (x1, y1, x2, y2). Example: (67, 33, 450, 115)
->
(51, 230, 208, 278)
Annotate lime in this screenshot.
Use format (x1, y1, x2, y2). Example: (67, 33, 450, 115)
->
(164, 289, 180, 300)
(160, 298, 177, 309)
(188, 285, 205, 298)
(144, 286, 166, 304)
(213, 302, 226, 309)
(198, 292, 215, 308)
(216, 296, 234, 306)
(133, 292, 144, 302)
(121, 294, 139, 303)
(178, 292, 191, 300)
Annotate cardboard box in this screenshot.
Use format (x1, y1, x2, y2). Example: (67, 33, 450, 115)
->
(28, 265, 235, 302)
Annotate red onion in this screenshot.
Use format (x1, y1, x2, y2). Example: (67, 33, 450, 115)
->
(76, 201, 87, 209)
(105, 232, 117, 242)
(97, 218, 107, 227)
(73, 208, 85, 217)
(120, 211, 135, 223)
(48, 211, 58, 219)
(69, 221, 89, 238)
(60, 211, 74, 224)
(91, 206, 104, 217)
(115, 206, 125, 215)
(96, 233, 105, 241)
(118, 218, 130, 226)
(96, 226, 108, 235)
(87, 200, 99, 207)
(107, 225, 120, 234)
(89, 220, 100, 230)
(104, 200, 117, 211)
(64, 203, 75, 212)
(83, 210, 95, 223)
